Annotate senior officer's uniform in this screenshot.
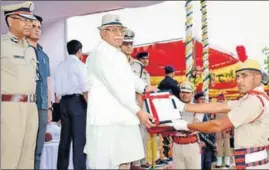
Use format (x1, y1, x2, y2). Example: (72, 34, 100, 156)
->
(158, 66, 181, 99)
(226, 59, 269, 169)
(1, 2, 38, 169)
(172, 81, 203, 169)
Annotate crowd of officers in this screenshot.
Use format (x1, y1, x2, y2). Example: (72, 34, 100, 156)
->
(121, 29, 236, 170)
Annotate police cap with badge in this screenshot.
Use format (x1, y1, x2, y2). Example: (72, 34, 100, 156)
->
(123, 29, 135, 44)
(180, 81, 195, 93)
(236, 46, 268, 85)
(2, 1, 36, 26)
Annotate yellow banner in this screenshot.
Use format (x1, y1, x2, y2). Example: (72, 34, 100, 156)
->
(150, 62, 269, 100)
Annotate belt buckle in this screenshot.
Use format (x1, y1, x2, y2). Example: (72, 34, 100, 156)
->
(28, 94, 34, 102)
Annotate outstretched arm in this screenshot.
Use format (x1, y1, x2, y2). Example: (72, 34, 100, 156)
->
(184, 102, 231, 114)
(169, 116, 233, 133)
(187, 116, 234, 133)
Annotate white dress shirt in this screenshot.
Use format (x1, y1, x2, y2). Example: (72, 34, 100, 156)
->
(86, 40, 146, 126)
(53, 55, 88, 97)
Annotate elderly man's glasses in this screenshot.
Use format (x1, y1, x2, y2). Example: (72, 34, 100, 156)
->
(11, 16, 34, 23)
(105, 28, 125, 34)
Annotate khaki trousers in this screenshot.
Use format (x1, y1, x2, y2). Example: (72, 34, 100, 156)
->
(216, 130, 231, 157)
(1, 102, 38, 169)
(173, 142, 201, 169)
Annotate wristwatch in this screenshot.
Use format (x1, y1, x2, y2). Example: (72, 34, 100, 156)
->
(48, 107, 53, 111)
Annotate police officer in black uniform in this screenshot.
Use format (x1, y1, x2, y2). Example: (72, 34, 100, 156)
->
(158, 65, 181, 98)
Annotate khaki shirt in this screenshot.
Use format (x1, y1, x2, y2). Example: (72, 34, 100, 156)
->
(1, 32, 37, 94)
(227, 86, 269, 149)
(130, 59, 150, 85)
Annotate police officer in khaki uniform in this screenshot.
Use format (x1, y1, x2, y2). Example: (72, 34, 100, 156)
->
(130, 52, 151, 86)
(215, 93, 231, 168)
(1, 1, 38, 169)
(121, 30, 154, 169)
(168, 57, 269, 169)
(120, 28, 135, 63)
(172, 81, 204, 169)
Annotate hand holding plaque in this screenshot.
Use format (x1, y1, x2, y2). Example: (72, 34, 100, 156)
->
(143, 91, 185, 125)
(166, 119, 189, 131)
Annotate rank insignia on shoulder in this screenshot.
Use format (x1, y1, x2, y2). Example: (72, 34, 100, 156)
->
(13, 55, 25, 59)
(11, 37, 19, 43)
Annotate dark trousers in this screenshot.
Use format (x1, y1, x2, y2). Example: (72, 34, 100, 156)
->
(57, 94, 87, 170)
(34, 109, 48, 170)
(201, 149, 214, 170)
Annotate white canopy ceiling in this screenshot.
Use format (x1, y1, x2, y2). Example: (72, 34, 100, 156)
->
(1, 1, 163, 33)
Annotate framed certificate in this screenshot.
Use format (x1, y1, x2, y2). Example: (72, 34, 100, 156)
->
(143, 90, 181, 125)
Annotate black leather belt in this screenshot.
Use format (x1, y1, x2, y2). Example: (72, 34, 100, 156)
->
(62, 94, 82, 99)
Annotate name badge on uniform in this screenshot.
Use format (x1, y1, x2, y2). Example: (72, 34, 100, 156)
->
(13, 55, 25, 59)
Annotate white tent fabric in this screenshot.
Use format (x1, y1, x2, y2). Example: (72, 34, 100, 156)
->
(67, 1, 269, 68)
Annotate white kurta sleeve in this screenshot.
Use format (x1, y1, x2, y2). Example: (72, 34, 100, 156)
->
(93, 51, 141, 115)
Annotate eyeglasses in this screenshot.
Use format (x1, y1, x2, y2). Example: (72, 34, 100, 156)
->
(105, 28, 125, 34)
(11, 16, 34, 23)
(122, 42, 133, 46)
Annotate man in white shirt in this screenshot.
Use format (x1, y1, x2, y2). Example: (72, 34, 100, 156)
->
(53, 40, 88, 170)
(84, 14, 154, 169)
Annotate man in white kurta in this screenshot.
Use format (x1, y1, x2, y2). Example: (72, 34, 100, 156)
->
(84, 14, 154, 169)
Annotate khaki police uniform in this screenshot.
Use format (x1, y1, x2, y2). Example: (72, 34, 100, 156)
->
(215, 112, 232, 166)
(172, 81, 203, 169)
(215, 94, 231, 167)
(130, 59, 155, 166)
(1, 2, 38, 169)
(130, 59, 151, 86)
(226, 58, 269, 169)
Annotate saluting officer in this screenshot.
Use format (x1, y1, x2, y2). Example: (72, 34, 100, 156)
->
(1, 1, 38, 169)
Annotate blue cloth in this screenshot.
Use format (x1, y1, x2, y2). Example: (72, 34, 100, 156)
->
(201, 114, 216, 170)
(35, 44, 50, 109)
(34, 109, 48, 170)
